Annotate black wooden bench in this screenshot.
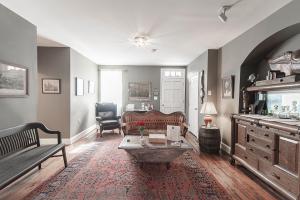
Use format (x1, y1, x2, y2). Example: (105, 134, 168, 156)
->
(0, 122, 67, 190)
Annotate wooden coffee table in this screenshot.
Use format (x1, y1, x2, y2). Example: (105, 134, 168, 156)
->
(118, 135, 193, 168)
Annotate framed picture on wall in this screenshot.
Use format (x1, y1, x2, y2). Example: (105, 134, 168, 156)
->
(76, 77, 84, 96)
(0, 61, 28, 97)
(222, 75, 235, 99)
(88, 80, 95, 94)
(42, 78, 61, 94)
(128, 82, 151, 101)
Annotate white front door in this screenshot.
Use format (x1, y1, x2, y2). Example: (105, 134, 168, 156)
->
(160, 69, 185, 114)
(188, 73, 199, 137)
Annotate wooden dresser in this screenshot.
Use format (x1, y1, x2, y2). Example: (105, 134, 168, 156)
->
(231, 114, 300, 200)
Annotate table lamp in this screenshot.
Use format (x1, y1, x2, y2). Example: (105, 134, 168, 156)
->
(200, 102, 218, 128)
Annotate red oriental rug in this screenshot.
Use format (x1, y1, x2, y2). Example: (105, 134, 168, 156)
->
(25, 134, 231, 200)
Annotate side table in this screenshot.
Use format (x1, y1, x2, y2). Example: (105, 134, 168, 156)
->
(198, 126, 221, 154)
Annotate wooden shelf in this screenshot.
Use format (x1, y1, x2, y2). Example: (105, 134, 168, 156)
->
(247, 82, 300, 92)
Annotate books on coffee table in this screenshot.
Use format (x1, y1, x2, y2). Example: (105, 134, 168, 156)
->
(148, 134, 166, 144)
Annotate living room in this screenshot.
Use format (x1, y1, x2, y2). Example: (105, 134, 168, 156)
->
(1, 0, 300, 200)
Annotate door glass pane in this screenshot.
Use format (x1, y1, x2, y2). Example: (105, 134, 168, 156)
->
(176, 71, 182, 77)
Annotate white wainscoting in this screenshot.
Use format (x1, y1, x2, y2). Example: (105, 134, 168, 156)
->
(40, 124, 96, 145)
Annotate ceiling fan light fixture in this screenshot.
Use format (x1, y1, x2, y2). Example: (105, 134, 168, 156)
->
(133, 35, 150, 47)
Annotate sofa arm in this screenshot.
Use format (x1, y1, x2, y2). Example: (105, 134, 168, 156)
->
(121, 123, 128, 135)
(182, 122, 189, 137)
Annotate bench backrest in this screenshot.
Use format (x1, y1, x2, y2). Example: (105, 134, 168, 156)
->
(0, 123, 40, 159)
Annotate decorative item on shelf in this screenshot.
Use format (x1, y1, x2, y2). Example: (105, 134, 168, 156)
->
(241, 74, 256, 113)
(42, 78, 61, 94)
(200, 102, 218, 128)
(222, 75, 235, 98)
(268, 49, 300, 76)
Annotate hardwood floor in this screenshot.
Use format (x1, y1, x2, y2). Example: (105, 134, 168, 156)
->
(0, 131, 281, 200)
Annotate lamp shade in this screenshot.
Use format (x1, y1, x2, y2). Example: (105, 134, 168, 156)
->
(200, 102, 217, 115)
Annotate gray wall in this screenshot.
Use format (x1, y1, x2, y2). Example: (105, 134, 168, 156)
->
(186, 50, 218, 128)
(100, 65, 185, 111)
(0, 4, 37, 129)
(37, 47, 71, 138)
(70, 49, 98, 138)
(216, 0, 300, 147)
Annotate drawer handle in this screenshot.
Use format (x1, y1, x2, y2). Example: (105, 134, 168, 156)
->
(266, 144, 270, 149)
(249, 148, 254, 152)
(290, 132, 296, 136)
(264, 156, 269, 160)
(264, 133, 269, 137)
(272, 173, 280, 180)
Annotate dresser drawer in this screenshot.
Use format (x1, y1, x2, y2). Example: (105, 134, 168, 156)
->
(246, 125, 256, 134)
(255, 127, 275, 140)
(235, 144, 258, 169)
(259, 160, 299, 196)
(248, 133, 273, 151)
(246, 143, 273, 163)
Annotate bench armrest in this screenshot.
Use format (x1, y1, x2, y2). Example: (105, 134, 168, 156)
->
(34, 123, 62, 144)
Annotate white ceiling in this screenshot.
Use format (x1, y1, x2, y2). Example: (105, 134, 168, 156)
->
(0, 0, 293, 66)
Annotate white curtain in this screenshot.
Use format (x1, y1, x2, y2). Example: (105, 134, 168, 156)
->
(100, 70, 123, 115)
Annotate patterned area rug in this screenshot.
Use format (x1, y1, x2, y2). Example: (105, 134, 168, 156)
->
(25, 134, 231, 200)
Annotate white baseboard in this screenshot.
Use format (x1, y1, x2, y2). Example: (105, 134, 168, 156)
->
(221, 142, 231, 154)
(40, 124, 96, 145)
(70, 124, 96, 144)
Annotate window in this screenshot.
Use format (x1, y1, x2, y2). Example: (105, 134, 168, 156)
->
(100, 70, 123, 115)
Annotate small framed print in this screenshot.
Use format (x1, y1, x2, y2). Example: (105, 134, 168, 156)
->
(222, 75, 235, 99)
(88, 80, 95, 94)
(76, 77, 84, 96)
(42, 79, 61, 94)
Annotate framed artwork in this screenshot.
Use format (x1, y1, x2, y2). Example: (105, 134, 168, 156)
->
(0, 61, 28, 97)
(88, 80, 95, 94)
(199, 70, 205, 104)
(42, 79, 61, 94)
(128, 82, 151, 101)
(76, 77, 84, 96)
(222, 75, 235, 99)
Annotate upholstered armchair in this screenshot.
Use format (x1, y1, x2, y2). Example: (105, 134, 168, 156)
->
(95, 103, 121, 137)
